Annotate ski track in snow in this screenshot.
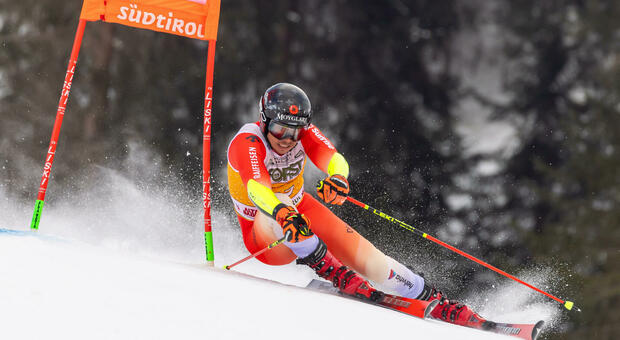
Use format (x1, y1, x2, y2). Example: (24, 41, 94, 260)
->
(1, 169, 561, 339)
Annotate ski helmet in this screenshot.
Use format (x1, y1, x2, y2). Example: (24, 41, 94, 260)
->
(259, 83, 312, 135)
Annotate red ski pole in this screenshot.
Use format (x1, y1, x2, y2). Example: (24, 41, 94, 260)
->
(224, 234, 288, 270)
(346, 196, 579, 312)
(30, 19, 87, 230)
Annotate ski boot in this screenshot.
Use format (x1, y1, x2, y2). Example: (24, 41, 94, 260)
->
(417, 284, 486, 327)
(298, 239, 384, 302)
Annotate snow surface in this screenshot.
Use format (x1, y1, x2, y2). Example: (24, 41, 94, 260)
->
(2, 230, 515, 340)
(0, 168, 560, 339)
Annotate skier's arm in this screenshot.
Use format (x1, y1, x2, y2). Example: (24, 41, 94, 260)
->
(246, 179, 285, 219)
(301, 125, 350, 205)
(228, 133, 294, 221)
(326, 152, 350, 178)
(301, 124, 349, 178)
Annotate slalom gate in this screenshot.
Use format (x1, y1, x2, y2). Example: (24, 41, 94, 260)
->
(29, 0, 221, 265)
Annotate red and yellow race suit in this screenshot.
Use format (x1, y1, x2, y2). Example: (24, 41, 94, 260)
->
(227, 122, 422, 296)
(227, 122, 339, 219)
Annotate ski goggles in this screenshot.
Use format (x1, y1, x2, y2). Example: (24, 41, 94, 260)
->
(268, 121, 304, 141)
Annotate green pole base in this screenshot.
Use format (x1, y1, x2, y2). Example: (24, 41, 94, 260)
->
(30, 200, 45, 230)
(204, 231, 214, 263)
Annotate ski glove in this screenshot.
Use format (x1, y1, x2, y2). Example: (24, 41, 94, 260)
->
(317, 174, 350, 205)
(274, 204, 314, 243)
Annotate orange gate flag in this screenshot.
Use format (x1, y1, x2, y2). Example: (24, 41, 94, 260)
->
(80, 0, 220, 41)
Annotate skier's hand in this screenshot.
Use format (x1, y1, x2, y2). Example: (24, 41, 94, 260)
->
(274, 205, 314, 243)
(317, 174, 349, 205)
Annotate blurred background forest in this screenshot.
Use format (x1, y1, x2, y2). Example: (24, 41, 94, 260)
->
(1, 1, 618, 339)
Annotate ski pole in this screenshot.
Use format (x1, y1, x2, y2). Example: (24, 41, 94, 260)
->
(346, 196, 579, 312)
(224, 234, 288, 270)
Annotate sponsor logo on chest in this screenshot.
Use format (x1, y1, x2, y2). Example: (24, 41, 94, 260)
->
(267, 146, 305, 183)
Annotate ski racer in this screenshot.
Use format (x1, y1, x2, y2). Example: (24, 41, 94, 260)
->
(226, 82, 484, 326)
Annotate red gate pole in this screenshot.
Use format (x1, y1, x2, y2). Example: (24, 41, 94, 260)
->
(202, 39, 217, 265)
(30, 19, 88, 230)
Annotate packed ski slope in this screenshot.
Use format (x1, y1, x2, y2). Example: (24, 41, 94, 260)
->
(0, 168, 560, 340)
(0, 231, 529, 340)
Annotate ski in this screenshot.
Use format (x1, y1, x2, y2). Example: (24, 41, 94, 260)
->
(476, 320, 545, 340)
(426, 309, 545, 340)
(307, 279, 544, 339)
(427, 311, 545, 340)
(377, 291, 439, 319)
(306, 279, 437, 319)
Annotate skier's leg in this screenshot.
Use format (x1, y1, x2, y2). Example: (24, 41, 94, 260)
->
(237, 193, 328, 265)
(297, 237, 384, 301)
(238, 214, 296, 266)
(416, 283, 486, 327)
(249, 194, 382, 301)
(298, 194, 486, 325)
(297, 193, 425, 299)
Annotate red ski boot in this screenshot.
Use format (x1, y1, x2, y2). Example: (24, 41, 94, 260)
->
(298, 239, 383, 302)
(417, 284, 486, 327)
